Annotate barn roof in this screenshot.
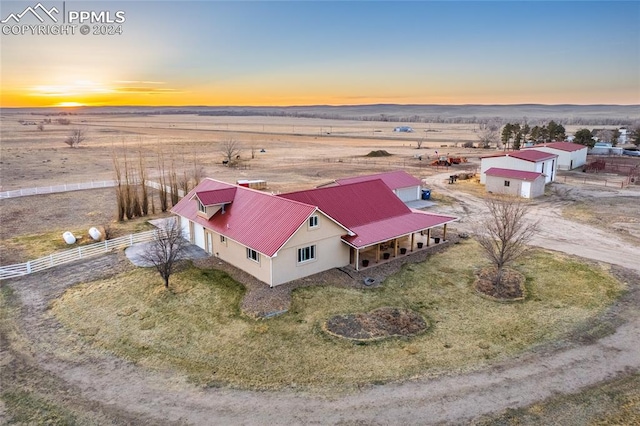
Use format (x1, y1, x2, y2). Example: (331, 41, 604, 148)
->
(485, 167, 544, 181)
(172, 179, 317, 257)
(483, 149, 557, 163)
(334, 170, 421, 190)
(524, 142, 587, 153)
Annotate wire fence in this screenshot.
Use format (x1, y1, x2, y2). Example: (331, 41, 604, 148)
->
(560, 175, 630, 189)
(0, 230, 158, 280)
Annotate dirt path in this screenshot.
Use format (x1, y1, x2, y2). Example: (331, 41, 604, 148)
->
(3, 178, 640, 424)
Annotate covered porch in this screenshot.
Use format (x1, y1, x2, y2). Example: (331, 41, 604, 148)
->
(349, 224, 450, 271)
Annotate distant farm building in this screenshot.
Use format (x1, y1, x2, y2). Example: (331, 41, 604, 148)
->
(480, 150, 558, 185)
(393, 126, 414, 133)
(522, 142, 587, 170)
(590, 142, 623, 156)
(485, 168, 546, 199)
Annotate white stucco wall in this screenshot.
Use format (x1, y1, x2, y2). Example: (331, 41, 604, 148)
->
(179, 212, 348, 287)
(271, 212, 349, 286)
(485, 176, 545, 198)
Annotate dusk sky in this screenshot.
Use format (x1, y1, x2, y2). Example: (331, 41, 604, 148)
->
(1, 1, 638, 107)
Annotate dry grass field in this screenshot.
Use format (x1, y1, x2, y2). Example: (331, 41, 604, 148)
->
(0, 112, 487, 192)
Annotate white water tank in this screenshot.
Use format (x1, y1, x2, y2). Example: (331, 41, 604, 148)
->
(63, 231, 76, 245)
(89, 227, 102, 241)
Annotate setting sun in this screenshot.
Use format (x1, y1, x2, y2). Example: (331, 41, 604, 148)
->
(56, 102, 86, 107)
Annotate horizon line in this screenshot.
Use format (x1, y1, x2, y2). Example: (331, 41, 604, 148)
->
(2, 102, 639, 110)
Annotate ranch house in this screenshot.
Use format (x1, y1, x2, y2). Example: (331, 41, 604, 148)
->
(480, 150, 558, 185)
(171, 176, 457, 287)
(523, 142, 588, 170)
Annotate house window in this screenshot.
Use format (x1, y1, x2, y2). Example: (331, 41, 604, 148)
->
(297, 245, 316, 263)
(504, 180, 511, 187)
(247, 248, 259, 262)
(197, 199, 206, 213)
(309, 215, 319, 228)
(220, 235, 227, 246)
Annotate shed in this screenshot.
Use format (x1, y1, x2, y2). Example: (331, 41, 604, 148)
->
(480, 150, 558, 184)
(522, 142, 587, 170)
(236, 179, 267, 190)
(485, 168, 545, 198)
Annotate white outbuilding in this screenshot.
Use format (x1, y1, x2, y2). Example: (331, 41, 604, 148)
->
(485, 168, 546, 199)
(480, 150, 558, 184)
(522, 142, 587, 170)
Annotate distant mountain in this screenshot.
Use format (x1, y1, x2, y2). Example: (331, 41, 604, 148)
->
(3, 104, 638, 125)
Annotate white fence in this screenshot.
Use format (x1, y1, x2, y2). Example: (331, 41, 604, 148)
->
(0, 230, 158, 280)
(0, 180, 117, 199)
(0, 179, 186, 200)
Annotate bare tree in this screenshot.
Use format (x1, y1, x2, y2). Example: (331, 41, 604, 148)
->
(221, 138, 241, 166)
(139, 218, 189, 289)
(416, 138, 424, 149)
(595, 129, 613, 144)
(474, 197, 538, 288)
(64, 128, 86, 148)
(477, 126, 499, 148)
(37, 123, 45, 131)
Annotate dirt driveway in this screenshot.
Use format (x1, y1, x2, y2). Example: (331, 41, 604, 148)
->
(2, 178, 640, 425)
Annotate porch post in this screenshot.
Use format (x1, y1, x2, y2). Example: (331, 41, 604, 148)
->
(443, 223, 447, 241)
(376, 244, 381, 263)
(394, 239, 398, 257)
(427, 229, 431, 246)
(410, 233, 415, 252)
(356, 249, 360, 271)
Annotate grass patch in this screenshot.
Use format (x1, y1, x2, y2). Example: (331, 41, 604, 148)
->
(2, 216, 156, 260)
(476, 373, 640, 425)
(51, 241, 625, 392)
(1, 390, 79, 426)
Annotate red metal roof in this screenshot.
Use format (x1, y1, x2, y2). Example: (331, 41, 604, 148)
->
(172, 179, 316, 257)
(280, 180, 410, 228)
(524, 142, 587, 153)
(343, 211, 458, 248)
(280, 180, 457, 249)
(335, 170, 421, 190)
(482, 149, 557, 162)
(195, 187, 237, 206)
(485, 167, 544, 182)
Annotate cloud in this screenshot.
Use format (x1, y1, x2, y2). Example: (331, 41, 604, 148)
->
(114, 87, 180, 94)
(113, 80, 180, 95)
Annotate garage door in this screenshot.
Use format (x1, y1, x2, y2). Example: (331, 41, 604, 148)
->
(395, 186, 418, 202)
